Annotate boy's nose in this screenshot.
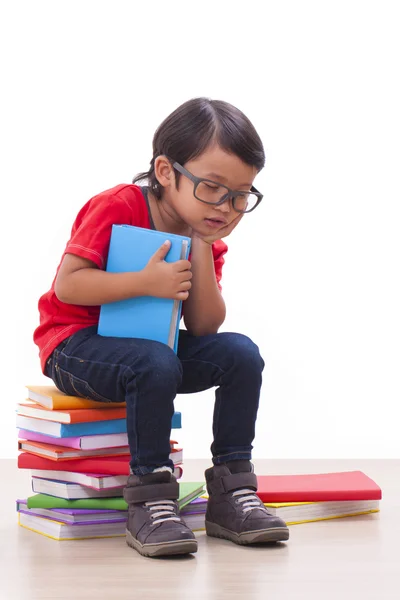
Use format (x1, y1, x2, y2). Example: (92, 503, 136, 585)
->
(215, 199, 231, 214)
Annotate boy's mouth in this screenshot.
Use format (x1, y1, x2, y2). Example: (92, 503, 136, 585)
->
(204, 217, 227, 229)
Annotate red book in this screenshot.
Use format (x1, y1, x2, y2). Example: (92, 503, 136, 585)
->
(256, 471, 382, 502)
(18, 453, 130, 475)
(18, 452, 182, 475)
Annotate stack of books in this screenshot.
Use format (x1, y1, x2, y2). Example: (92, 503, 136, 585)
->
(16, 385, 195, 540)
(17, 227, 200, 540)
(180, 470, 382, 531)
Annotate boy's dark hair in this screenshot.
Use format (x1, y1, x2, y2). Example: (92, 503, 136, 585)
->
(132, 97, 265, 199)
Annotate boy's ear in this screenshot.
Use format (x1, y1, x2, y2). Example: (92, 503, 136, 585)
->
(154, 155, 175, 189)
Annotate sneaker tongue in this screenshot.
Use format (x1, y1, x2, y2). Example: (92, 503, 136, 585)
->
(226, 460, 253, 474)
(140, 471, 173, 485)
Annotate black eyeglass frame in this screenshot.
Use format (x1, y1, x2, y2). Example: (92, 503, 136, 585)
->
(171, 161, 263, 214)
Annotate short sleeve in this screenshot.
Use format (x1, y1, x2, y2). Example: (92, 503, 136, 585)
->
(212, 239, 228, 291)
(65, 195, 133, 269)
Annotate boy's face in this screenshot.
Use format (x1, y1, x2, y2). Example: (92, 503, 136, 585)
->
(157, 144, 258, 236)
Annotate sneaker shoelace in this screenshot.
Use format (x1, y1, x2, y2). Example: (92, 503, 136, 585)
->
(145, 499, 182, 525)
(232, 488, 270, 514)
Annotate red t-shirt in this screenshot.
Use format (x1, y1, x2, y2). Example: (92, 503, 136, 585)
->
(34, 184, 228, 374)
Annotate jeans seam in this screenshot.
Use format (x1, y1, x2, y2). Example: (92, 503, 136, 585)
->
(214, 451, 252, 459)
(125, 365, 138, 468)
(56, 366, 112, 403)
(59, 352, 128, 371)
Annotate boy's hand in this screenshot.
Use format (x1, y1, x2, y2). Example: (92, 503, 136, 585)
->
(142, 241, 192, 300)
(192, 213, 243, 245)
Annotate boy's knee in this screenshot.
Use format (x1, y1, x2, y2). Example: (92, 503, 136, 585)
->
(218, 332, 265, 373)
(143, 342, 183, 387)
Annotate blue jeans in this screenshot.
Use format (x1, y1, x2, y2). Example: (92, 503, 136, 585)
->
(45, 325, 265, 475)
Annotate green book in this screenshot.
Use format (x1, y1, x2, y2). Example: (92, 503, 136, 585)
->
(25, 482, 205, 511)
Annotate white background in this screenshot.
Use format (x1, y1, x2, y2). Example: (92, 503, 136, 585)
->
(1, 0, 399, 460)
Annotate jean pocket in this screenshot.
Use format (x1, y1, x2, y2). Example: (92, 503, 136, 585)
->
(55, 365, 112, 403)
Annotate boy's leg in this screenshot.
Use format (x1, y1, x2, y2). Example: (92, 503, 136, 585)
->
(177, 330, 289, 545)
(177, 329, 264, 461)
(45, 325, 197, 557)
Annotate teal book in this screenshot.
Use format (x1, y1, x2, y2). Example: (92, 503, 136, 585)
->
(16, 412, 181, 437)
(98, 225, 191, 352)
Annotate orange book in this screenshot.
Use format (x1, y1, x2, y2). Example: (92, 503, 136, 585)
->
(17, 439, 131, 461)
(17, 403, 126, 424)
(26, 385, 126, 410)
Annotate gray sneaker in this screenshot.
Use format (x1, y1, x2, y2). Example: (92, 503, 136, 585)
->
(205, 460, 290, 545)
(123, 470, 197, 557)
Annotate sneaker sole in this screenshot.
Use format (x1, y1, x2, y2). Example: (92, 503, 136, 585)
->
(126, 529, 198, 558)
(205, 521, 290, 545)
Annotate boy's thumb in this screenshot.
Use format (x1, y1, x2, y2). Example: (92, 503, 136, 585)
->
(152, 240, 171, 261)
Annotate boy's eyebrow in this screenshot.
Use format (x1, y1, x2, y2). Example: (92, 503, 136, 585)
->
(205, 172, 252, 188)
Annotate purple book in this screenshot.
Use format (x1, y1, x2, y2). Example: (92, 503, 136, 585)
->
(181, 497, 207, 515)
(17, 500, 127, 526)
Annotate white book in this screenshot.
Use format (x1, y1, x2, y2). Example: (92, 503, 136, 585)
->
(31, 477, 126, 499)
(72, 432, 128, 450)
(30, 469, 128, 490)
(30, 464, 183, 490)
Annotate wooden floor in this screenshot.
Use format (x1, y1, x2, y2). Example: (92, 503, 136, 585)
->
(0, 458, 398, 600)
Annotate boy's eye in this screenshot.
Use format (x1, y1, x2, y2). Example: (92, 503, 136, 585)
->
(204, 183, 220, 190)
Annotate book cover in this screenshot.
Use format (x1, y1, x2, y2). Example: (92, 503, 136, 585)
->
(19, 440, 179, 463)
(98, 225, 191, 352)
(18, 452, 183, 476)
(18, 430, 176, 451)
(256, 471, 382, 502)
(26, 385, 126, 410)
(17, 403, 126, 424)
(30, 470, 128, 490)
(18, 512, 126, 540)
(25, 482, 204, 511)
(16, 411, 181, 437)
(17, 500, 128, 525)
(262, 499, 380, 524)
(17, 439, 130, 460)
(29, 464, 183, 489)
(16, 415, 128, 437)
(17, 429, 129, 450)
(31, 478, 126, 499)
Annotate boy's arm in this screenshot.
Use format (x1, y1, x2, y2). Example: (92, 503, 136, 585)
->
(183, 236, 226, 336)
(55, 255, 148, 305)
(55, 244, 192, 306)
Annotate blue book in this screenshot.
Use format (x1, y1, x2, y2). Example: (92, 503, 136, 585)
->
(16, 413, 182, 438)
(98, 225, 191, 352)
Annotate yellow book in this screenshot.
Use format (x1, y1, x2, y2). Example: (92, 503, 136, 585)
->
(284, 509, 379, 526)
(18, 512, 126, 540)
(199, 494, 380, 526)
(26, 385, 125, 410)
(264, 499, 380, 524)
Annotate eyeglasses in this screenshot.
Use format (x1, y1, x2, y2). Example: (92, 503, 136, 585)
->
(172, 161, 263, 213)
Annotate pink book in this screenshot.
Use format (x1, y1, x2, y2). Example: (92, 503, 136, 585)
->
(18, 430, 81, 449)
(17, 429, 129, 450)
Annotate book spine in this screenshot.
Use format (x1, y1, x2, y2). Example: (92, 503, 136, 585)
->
(168, 239, 188, 350)
(18, 430, 81, 449)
